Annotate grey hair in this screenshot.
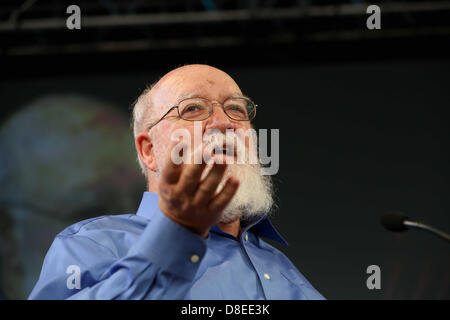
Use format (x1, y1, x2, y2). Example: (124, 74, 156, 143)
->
(132, 83, 157, 177)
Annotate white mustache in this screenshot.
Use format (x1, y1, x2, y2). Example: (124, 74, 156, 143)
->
(202, 131, 256, 165)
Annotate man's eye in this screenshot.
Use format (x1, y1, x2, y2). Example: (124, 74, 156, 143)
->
(228, 105, 246, 113)
(185, 105, 201, 112)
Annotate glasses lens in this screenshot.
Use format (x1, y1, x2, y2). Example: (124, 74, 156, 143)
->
(178, 98, 210, 120)
(224, 98, 255, 120)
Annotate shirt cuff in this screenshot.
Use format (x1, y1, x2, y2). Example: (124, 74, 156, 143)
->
(129, 205, 207, 281)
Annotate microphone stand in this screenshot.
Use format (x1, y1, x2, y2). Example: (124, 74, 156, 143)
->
(403, 220, 450, 243)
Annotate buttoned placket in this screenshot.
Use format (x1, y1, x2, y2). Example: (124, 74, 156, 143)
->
(238, 218, 274, 299)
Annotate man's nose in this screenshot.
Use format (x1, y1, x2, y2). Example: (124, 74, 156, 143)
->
(204, 103, 235, 132)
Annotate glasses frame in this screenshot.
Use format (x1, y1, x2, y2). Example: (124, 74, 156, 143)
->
(147, 97, 257, 131)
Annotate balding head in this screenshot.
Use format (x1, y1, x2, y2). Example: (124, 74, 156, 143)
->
(153, 64, 241, 95)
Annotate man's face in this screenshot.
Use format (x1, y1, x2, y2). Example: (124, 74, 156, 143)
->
(150, 65, 253, 165)
(146, 65, 274, 223)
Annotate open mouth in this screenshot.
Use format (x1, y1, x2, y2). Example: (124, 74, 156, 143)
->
(213, 148, 233, 156)
(211, 143, 236, 157)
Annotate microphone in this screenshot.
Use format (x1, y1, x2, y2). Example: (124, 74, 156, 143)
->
(380, 211, 450, 243)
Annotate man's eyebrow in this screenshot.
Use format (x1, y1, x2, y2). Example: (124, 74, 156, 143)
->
(229, 93, 251, 100)
(176, 92, 197, 102)
(176, 92, 251, 102)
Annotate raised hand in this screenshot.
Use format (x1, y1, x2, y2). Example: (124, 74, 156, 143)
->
(158, 142, 240, 238)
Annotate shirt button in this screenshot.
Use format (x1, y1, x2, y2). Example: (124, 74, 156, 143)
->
(190, 254, 200, 263)
(264, 273, 271, 280)
(244, 234, 249, 241)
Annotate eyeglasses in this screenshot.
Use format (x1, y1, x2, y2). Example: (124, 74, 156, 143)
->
(147, 97, 257, 131)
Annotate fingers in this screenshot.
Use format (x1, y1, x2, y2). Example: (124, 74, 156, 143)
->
(208, 176, 240, 214)
(193, 162, 228, 207)
(176, 145, 207, 194)
(160, 140, 189, 185)
(158, 138, 239, 235)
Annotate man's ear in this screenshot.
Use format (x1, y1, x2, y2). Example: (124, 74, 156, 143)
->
(135, 132, 158, 172)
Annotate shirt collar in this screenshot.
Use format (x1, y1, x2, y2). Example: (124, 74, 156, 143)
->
(136, 191, 288, 246)
(136, 191, 161, 219)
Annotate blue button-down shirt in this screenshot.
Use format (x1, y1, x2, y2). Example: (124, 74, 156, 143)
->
(28, 192, 324, 300)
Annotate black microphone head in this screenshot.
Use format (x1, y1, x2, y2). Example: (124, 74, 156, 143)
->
(380, 211, 410, 232)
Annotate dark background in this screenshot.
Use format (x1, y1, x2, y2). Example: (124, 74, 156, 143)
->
(1, 0, 449, 299)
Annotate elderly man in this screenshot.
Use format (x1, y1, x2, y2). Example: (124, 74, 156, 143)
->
(29, 64, 324, 300)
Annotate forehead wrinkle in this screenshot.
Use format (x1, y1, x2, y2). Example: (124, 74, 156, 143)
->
(177, 91, 247, 103)
(150, 67, 244, 114)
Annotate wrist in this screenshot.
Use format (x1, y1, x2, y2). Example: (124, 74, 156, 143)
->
(162, 209, 210, 239)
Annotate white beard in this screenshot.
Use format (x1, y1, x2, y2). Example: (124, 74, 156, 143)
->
(205, 161, 274, 223)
